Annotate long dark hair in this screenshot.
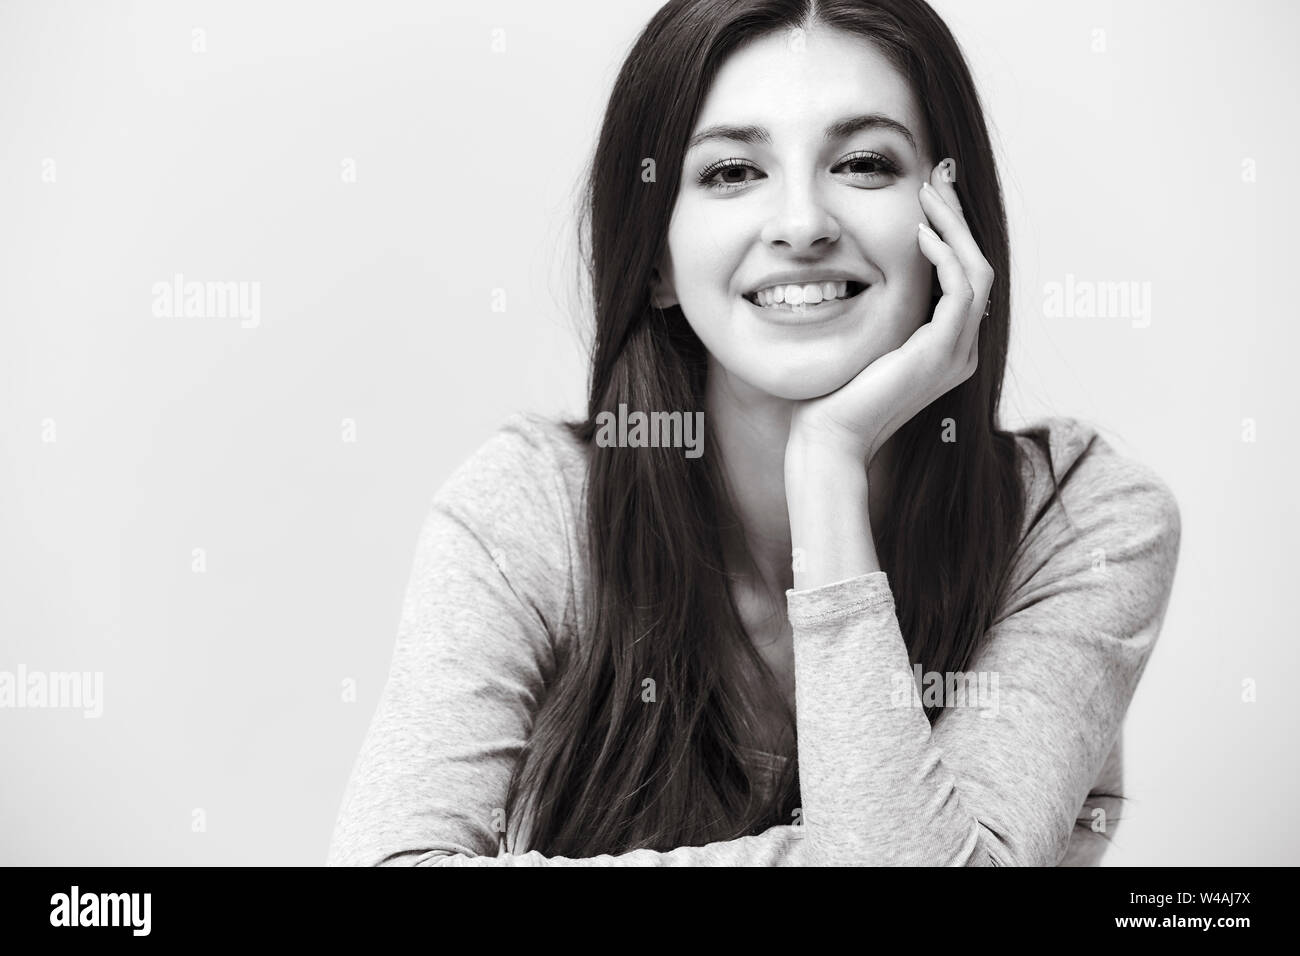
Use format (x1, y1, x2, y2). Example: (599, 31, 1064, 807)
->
(504, 0, 1061, 857)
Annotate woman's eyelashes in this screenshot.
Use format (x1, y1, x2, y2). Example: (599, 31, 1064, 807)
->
(834, 149, 902, 180)
(695, 157, 761, 190)
(694, 149, 902, 192)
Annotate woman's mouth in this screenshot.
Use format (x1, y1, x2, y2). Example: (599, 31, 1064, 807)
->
(743, 280, 868, 313)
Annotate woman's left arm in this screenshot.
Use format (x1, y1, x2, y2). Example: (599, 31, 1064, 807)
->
(781, 164, 1181, 866)
(784, 441, 1181, 866)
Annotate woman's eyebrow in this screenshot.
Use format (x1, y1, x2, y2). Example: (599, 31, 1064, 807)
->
(687, 124, 770, 150)
(825, 112, 917, 151)
(687, 112, 917, 152)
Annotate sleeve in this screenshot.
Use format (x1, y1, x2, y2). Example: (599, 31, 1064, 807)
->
(325, 418, 813, 866)
(1057, 735, 1125, 866)
(783, 452, 1181, 867)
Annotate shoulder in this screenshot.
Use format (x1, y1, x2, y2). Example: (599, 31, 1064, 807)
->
(1011, 415, 1180, 542)
(424, 411, 590, 627)
(434, 411, 589, 518)
(1004, 415, 1182, 620)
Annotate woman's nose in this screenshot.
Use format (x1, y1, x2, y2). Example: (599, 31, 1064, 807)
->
(760, 182, 842, 252)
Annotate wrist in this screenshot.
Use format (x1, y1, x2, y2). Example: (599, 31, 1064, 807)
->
(784, 452, 877, 589)
(784, 425, 868, 482)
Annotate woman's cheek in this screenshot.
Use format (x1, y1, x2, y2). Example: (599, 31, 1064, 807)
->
(869, 210, 932, 295)
(671, 213, 748, 309)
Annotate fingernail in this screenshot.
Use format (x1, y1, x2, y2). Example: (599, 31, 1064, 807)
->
(920, 181, 934, 195)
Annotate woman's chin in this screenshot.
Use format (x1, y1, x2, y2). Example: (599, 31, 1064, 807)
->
(739, 362, 865, 402)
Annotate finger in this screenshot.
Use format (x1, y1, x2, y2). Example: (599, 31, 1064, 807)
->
(928, 161, 988, 369)
(931, 158, 962, 215)
(919, 181, 990, 299)
(965, 301, 984, 368)
(920, 179, 991, 358)
(917, 221, 972, 355)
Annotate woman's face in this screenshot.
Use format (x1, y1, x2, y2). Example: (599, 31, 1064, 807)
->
(654, 25, 937, 402)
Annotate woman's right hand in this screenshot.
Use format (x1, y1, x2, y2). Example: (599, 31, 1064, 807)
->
(785, 160, 994, 472)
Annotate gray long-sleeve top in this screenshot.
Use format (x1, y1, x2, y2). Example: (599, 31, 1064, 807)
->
(326, 412, 1181, 866)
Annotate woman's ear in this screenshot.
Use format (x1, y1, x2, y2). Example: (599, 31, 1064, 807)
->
(649, 264, 679, 309)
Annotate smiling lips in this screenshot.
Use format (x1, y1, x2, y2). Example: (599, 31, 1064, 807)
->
(745, 279, 867, 309)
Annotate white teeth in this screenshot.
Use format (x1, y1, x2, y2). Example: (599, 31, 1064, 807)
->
(752, 280, 854, 308)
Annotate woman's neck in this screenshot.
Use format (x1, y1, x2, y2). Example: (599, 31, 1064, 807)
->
(706, 362, 894, 610)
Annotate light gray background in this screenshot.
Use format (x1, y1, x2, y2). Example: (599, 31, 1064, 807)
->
(1, 0, 1295, 865)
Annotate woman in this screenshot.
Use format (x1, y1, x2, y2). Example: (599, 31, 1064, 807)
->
(327, 0, 1181, 866)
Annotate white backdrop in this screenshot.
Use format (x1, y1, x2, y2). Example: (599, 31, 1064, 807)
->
(1, 0, 1295, 865)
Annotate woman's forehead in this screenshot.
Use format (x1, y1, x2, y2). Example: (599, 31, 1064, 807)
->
(693, 27, 925, 151)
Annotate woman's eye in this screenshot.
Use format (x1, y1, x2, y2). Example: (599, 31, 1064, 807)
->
(695, 152, 900, 191)
(697, 160, 763, 191)
(833, 151, 900, 182)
